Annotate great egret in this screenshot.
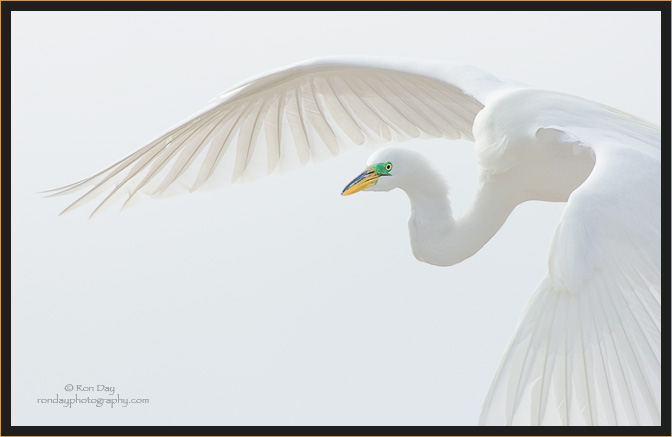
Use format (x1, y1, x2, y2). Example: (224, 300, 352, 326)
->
(48, 57, 661, 426)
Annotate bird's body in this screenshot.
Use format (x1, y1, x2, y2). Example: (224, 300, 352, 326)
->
(49, 57, 661, 426)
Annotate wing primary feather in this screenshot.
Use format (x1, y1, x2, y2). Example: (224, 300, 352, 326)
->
(400, 77, 463, 139)
(613, 257, 661, 362)
(318, 76, 366, 145)
(308, 77, 339, 138)
(87, 123, 214, 217)
(192, 104, 248, 191)
(384, 75, 444, 138)
(123, 107, 225, 204)
(47, 130, 180, 198)
(293, 82, 311, 165)
(629, 241, 662, 308)
(593, 277, 638, 425)
(357, 76, 421, 138)
(271, 91, 286, 173)
(57, 113, 209, 214)
(505, 343, 534, 425)
(261, 94, 281, 174)
(57, 144, 162, 214)
(507, 288, 556, 424)
(483, 282, 557, 425)
(367, 74, 442, 138)
(601, 264, 660, 422)
(563, 297, 570, 425)
(633, 265, 662, 333)
(88, 154, 160, 218)
(232, 99, 270, 182)
(45, 169, 112, 197)
(231, 100, 264, 183)
(58, 182, 103, 215)
(307, 77, 340, 154)
(587, 284, 619, 424)
(413, 72, 484, 116)
(412, 77, 477, 137)
(153, 109, 230, 196)
(66, 141, 169, 216)
(536, 290, 562, 425)
(337, 75, 392, 141)
(575, 294, 595, 425)
(410, 75, 482, 130)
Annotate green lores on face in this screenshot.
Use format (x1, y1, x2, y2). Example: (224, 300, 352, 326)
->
(370, 162, 393, 176)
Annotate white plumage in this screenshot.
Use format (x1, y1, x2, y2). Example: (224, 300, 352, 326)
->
(49, 56, 661, 426)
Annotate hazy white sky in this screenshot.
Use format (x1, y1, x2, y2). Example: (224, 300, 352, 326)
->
(11, 11, 660, 426)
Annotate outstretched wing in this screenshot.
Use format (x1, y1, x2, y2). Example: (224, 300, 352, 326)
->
(47, 56, 508, 217)
(479, 112, 661, 425)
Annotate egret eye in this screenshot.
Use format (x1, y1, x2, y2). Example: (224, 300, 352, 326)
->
(385, 163, 392, 171)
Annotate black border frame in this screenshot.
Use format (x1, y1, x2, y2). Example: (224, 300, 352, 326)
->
(3, 2, 669, 436)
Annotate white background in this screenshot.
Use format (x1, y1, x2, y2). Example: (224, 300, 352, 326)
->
(11, 11, 661, 426)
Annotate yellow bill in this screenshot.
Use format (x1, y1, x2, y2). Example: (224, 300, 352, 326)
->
(341, 169, 381, 196)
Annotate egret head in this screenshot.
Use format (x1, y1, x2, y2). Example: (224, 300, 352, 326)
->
(341, 147, 433, 195)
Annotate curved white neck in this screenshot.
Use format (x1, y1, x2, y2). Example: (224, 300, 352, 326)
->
(403, 171, 518, 266)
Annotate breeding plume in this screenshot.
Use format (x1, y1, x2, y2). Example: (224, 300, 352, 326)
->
(48, 57, 661, 426)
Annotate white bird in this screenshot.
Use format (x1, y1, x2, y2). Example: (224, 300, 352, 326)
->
(48, 56, 661, 426)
